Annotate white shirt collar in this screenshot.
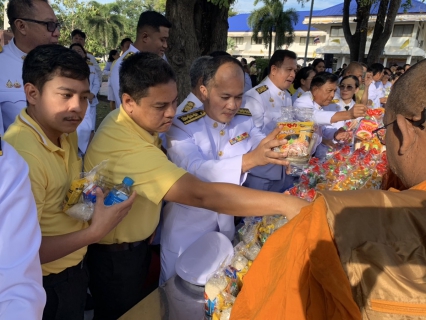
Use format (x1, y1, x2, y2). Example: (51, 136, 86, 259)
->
(9, 38, 27, 59)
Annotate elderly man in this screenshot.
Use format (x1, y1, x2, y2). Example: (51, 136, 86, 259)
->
(0, 0, 60, 133)
(231, 61, 426, 319)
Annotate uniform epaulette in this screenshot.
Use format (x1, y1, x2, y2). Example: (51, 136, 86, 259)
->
(331, 99, 339, 103)
(236, 108, 252, 116)
(123, 52, 134, 60)
(255, 85, 268, 94)
(87, 60, 93, 66)
(0, 136, 3, 156)
(182, 101, 195, 113)
(178, 110, 206, 125)
(0, 45, 3, 53)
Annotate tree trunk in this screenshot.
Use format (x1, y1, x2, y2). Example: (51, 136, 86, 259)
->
(166, 0, 231, 103)
(268, 30, 273, 58)
(343, 0, 371, 62)
(367, 0, 402, 65)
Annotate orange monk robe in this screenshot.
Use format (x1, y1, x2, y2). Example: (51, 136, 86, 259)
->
(231, 196, 361, 320)
(231, 181, 426, 320)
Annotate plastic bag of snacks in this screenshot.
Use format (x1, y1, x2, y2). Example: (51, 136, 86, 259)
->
(63, 160, 113, 221)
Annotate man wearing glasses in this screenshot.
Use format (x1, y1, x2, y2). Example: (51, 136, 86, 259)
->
(0, 0, 60, 134)
(232, 61, 426, 319)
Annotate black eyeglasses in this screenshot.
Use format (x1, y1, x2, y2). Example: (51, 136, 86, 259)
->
(16, 18, 62, 32)
(339, 84, 355, 91)
(372, 108, 426, 145)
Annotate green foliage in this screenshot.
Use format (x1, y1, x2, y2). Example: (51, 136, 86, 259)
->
(254, 57, 269, 81)
(248, 0, 299, 55)
(0, 1, 4, 29)
(52, 0, 165, 57)
(227, 37, 236, 50)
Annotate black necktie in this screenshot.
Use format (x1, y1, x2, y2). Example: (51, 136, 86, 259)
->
(344, 106, 350, 111)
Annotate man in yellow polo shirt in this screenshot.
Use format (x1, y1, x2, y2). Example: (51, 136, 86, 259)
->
(4, 44, 136, 320)
(84, 52, 309, 319)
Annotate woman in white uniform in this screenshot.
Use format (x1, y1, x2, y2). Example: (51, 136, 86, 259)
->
(292, 67, 316, 104)
(160, 56, 289, 284)
(70, 43, 101, 153)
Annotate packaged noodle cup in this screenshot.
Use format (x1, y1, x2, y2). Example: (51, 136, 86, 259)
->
(275, 121, 315, 163)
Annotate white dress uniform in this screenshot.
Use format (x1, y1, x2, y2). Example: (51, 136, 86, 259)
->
(293, 91, 339, 158)
(87, 53, 102, 83)
(160, 107, 265, 284)
(0, 139, 46, 319)
(292, 87, 306, 104)
(76, 62, 99, 154)
(368, 81, 381, 109)
(0, 39, 27, 134)
(109, 44, 140, 107)
(243, 76, 293, 192)
(175, 92, 203, 116)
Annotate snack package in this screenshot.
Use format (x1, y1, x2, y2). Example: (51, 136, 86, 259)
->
(355, 118, 379, 141)
(204, 268, 229, 320)
(64, 160, 111, 221)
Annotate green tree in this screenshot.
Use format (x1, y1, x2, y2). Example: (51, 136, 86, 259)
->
(86, 1, 125, 55)
(248, 0, 299, 58)
(342, 0, 411, 64)
(0, 1, 4, 30)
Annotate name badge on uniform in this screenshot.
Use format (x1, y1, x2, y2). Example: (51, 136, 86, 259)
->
(229, 132, 249, 145)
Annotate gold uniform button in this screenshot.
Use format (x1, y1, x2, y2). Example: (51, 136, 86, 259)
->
(213, 122, 218, 128)
(278, 91, 282, 96)
(218, 151, 223, 157)
(220, 130, 225, 136)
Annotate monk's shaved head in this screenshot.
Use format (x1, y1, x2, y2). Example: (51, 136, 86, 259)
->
(387, 60, 426, 117)
(343, 62, 363, 76)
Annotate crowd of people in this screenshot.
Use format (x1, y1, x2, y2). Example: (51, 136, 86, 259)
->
(0, 0, 425, 320)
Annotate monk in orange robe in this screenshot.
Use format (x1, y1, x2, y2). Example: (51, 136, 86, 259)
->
(231, 60, 426, 319)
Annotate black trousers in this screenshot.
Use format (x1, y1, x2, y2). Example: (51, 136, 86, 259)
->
(42, 260, 89, 320)
(87, 241, 152, 320)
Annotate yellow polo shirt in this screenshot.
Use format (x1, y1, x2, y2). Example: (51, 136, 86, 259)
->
(4, 109, 88, 276)
(84, 107, 186, 244)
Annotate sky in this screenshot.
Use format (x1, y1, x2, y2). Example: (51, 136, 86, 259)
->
(96, 0, 343, 13)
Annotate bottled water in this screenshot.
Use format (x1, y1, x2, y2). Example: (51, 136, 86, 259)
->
(104, 177, 134, 206)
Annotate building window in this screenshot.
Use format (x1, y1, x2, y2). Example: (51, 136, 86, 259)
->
(231, 37, 244, 45)
(392, 24, 414, 37)
(330, 26, 344, 37)
(251, 37, 263, 45)
(299, 37, 315, 45)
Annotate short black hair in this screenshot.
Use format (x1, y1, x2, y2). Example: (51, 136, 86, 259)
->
(293, 67, 315, 90)
(23, 44, 90, 93)
(71, 29, 86, 39)
(120, 38, 133, 47)
(202, 55, 244, 87)
(312, 58, 325, 69)
(209, 51, 231, 57)
(241, 58, 247, 65)
(268, 50, 297, 74)
(69, 43, 87, 57)
(310, 72, 338, 90)
(137, 11, 171, 33)
(369, 63, 384, 76)
(190, 56, 212, 89)
(108, 49, 118, 62)
(119, 52, 175, 102)
(7, 0, 48, 31)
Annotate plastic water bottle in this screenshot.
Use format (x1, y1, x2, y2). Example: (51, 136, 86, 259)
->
(104, 177, 134, 206)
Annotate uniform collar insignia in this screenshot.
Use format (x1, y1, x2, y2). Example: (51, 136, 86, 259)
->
(13, 80, 22, 88)
(123, 51, 134, 60)
(236, 108, 252, 116)
(255, 85, 268, 94)
(178, 109, 206, 125)
(6, 80, 13, 88)
(182, 101, 195, 113)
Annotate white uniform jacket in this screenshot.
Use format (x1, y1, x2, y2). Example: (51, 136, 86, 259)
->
(77, 63, 99, 153)
(244, 76, 293, 135)
(0, 39, 27, 134)
(0, 140, 46, 319)
(109, 44, 140, 107)
(87, 53, 102, 83)
(162, 107, 264, 254)
(175, 92, 203, 116)
(291, 87, 306, 104)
